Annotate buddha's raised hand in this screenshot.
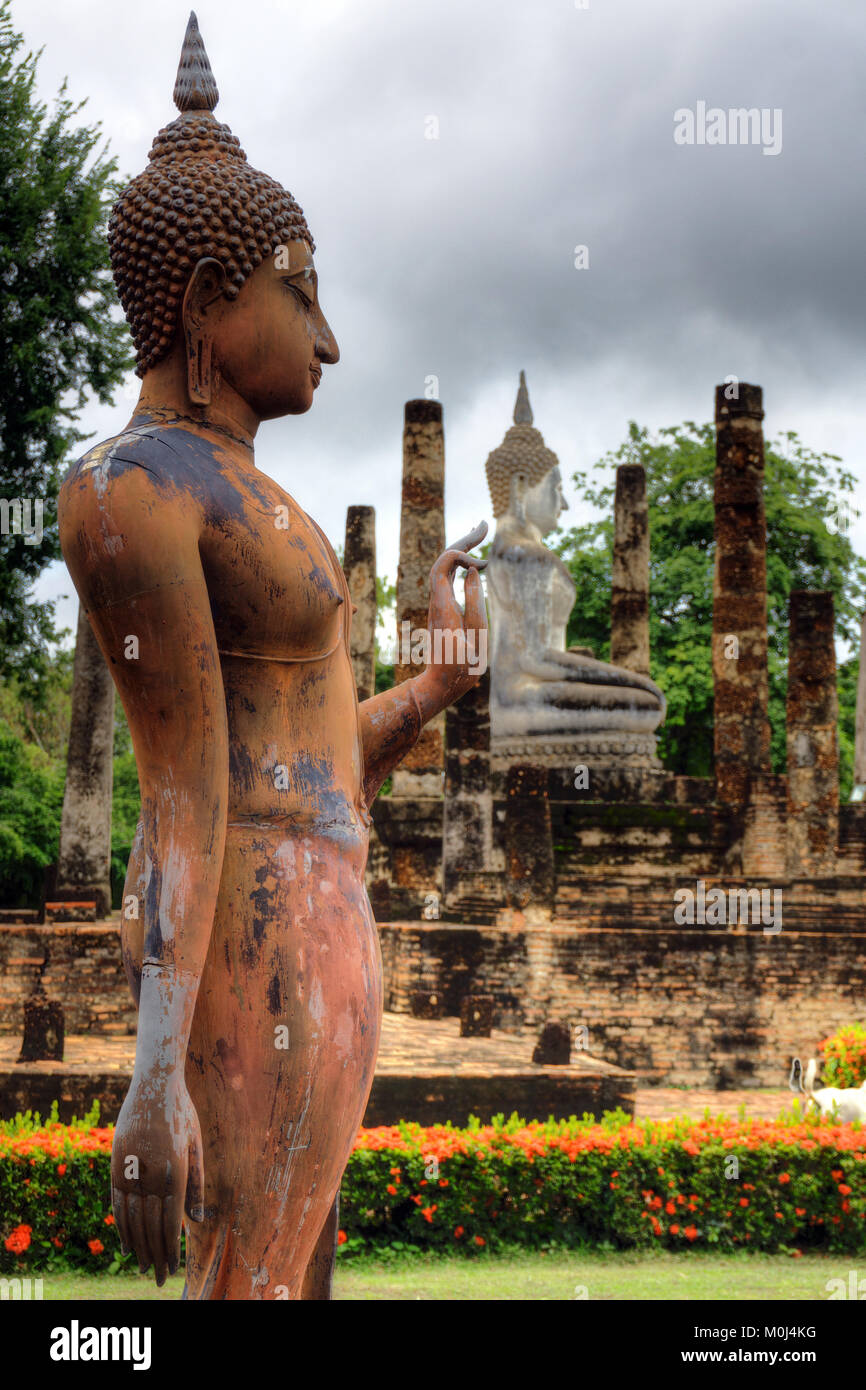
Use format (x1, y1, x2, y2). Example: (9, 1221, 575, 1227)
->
(416, 522, 489, 710)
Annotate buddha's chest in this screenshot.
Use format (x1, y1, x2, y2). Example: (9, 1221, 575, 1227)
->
(197, 465, 346, 661)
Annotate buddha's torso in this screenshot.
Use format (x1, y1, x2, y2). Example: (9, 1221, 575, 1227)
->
(65, 420, 367, 836)
(487, 527, 576, 663)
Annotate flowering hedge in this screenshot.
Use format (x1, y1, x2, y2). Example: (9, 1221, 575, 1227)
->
(820, 1023, 866, 1088)
(3, 1105, 866, 1271)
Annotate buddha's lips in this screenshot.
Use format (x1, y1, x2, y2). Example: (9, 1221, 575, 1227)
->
(310, 365, 322, 388)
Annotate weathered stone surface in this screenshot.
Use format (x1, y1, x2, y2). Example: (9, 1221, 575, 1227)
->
(393, 400, 446, 796)
(460, 993, 494, 1037)
(343, 505, 377, 702)
(505, 764, 555, 916)
(442, 671, 496, 911)
(17, 983, 64, 1062)
(610, 464, 650, 675)
(786, 591, 839, 874)
(54, 605, 115, 918)
(712, 384, 771, 810)
(532, 1021, 571, 1065)
(853, 611, 866, 798)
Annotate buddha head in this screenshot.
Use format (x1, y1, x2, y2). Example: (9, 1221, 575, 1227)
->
(484, 372, 567, 537)
(108, 12, 338, 420)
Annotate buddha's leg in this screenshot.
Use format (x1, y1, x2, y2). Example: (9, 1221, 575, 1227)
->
(182, 828, 381, 1300)
(300, 1194, 339, 1300)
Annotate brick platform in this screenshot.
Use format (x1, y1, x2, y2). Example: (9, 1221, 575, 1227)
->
(0, 1013, 635, 1126)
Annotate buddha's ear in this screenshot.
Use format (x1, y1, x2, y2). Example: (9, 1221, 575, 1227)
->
(182, 258, 227, 406)
(509, 470, 527, 524)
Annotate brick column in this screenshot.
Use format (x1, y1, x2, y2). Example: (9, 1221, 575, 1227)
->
(712, 383, 771, 809)
(392, 399, 446, 797)
(442, 671, 492, 906)
(786, 591, 839, 875)
(343, 505, 377, 703)
(55, 605, 115, 917)
(610, 463, 650, 675)
(854, 610, 866, 799)
(505, 765, 554, 921)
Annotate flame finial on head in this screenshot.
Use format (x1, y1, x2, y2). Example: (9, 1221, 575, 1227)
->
(513, 370, 533, 425)
(173, 11, 219, 113)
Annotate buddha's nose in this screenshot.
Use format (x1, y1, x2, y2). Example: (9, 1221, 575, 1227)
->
(317, 316, 340, 366)
(560, 494, 569, 511)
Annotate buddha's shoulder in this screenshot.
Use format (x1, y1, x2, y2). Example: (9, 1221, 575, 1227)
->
(62, 422, 216, 504)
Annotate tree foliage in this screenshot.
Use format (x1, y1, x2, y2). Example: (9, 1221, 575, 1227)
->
(0, 1, 132, 698)
(557, 420, 866, 794)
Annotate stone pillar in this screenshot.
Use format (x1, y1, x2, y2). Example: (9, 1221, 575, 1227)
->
(55, 605, 115, 917)
(343, 505, 377, 703)
(505, 764, 554, 921)
(442, 671, 493, 906)
(712, 383, 771, 809)
(610, 463, 650, 675)
(392, 399, 446, 797)
(786, 591, 839, 875)
(853, 610, 866, 799)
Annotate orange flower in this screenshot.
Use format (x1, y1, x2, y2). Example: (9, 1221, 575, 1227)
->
(439, 1178, 449, 1187)
(88, 1239, 104, 1255)
(4, 1224, 32, 1254)
(337, 1230, 348, 1245)
(474, 1235, 485, 1247)
(57, 1163, 67, 1176)
(778, 1173, 790, 1184)
(739, 1198, 749, 1207)
(684, 1226, 698, 1242)
(669, 1224, 680, 1235)
(838, 1184, 852, 1196)
(421, 1204, 438, 1224)
(386, 1184, 397, 1196)
(795, 1207, 806, 1216)
(454, 1226, 464, 1238)
(104, 1213, 115, 1225)
(389, 1167, 401, 1176)
(831, 1169, 843, 1180)
(665, 1201, 676, 1215)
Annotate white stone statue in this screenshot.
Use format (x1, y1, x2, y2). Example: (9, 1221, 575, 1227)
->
(484, 373, 665, 766)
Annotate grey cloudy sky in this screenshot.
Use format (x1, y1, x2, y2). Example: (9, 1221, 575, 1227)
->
(16, 0, 866, 640)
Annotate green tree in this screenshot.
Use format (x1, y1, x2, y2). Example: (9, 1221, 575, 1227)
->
(557, 421, 866, 796)
(0, 1, 132, 698)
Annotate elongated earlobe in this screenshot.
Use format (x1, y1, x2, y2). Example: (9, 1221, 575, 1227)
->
(182, 258, 226, 406)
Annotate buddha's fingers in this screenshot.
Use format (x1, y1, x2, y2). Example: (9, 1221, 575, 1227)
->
(126, 1192, 152, 1275)
(463, 567, 487, 636)
(446, 521, 487, 555)
(185, 1128, 205, 1223)
(146, 1192, 169, 1287)
(112, 1184, 133, 1257)
(163, 1192, 182, 1277)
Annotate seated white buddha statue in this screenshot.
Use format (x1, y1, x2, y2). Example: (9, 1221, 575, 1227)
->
(484, 374, 666, 753)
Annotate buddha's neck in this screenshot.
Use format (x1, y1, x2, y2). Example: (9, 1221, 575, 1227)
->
(130, 355, 259, 455)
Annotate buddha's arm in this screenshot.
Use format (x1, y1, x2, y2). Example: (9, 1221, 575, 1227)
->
(59, 465, 226, 1282)
(358, 530, 488, 801)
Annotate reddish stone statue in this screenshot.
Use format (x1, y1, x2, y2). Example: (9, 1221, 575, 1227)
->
(58, 13, 486, 1300)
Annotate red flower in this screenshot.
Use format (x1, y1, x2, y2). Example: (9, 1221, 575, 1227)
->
(439, 1178, 449, 1187)
(795, 1208, 806, 1216)
(104, 1214, 115, 1225)
(778, 1173, 790, 1184)
(669, 1224, 680, 1235)
(386, 1185, 397, 1196)
(88, 1239, 104, 1255)
(454, 1226, 464, 1239)
(838, 1184, 852, 1196)
(337, 1230, 348, 1245)
(665, 1201, 676, 1215)
(389, 1167, 401, 1176)
(4, 1224, 32, 1255)
(421, 1204, 438, 1224)
(474, 1235, 485, 1247)
(831, 1169, 843, 1180)
(684, 1226, 698, 1242)
(57, 1163, 67, 1176)
(739, 1198, 749, 1207)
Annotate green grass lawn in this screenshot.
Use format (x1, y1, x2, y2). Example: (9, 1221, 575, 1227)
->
(29, 1251, 864, 1301)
